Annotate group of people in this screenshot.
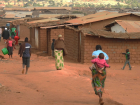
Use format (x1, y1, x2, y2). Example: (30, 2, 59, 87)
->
(1, 29, 132, 104)
(1, 27, 20, 58)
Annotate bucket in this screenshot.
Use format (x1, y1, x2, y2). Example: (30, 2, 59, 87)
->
(6, 23, 10, 27)
(2, 48, 9, 55)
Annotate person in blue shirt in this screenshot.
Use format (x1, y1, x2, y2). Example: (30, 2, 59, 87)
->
(91, 45, 109, 105)
(19, 37, 31, 74)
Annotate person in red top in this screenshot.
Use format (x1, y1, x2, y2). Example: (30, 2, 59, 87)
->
(14, 30, 19, 46)
(7, 37, 15, 58)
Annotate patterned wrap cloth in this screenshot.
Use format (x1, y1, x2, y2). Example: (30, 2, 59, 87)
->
(92, 68, 106, 95)
(54, 49, 64, 70)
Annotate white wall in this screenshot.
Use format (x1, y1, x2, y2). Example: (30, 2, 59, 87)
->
(17, 25, 20, 36)
(111, 24, 126, 33)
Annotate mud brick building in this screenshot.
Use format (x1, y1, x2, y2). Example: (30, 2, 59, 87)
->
(27, 15, 77, 55)
(64, 27, 140, 64)
(9, 17, 46, 41)
(63, 11, 140, 64)
(37, 28, 64, 55)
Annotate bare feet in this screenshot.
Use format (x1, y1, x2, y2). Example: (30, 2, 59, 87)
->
(99, 98, 104, 105)
(22, 69, 24, 74)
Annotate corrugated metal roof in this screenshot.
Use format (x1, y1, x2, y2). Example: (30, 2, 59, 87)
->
(106, 20, 140, 33)
(116, 20, 140, 33)
(4, 7, 34, 11)
(81, 28, 140, 39)
(64, 26, 140, 39)
(34, 7, 71, 10)
(65, 11, 131, 25)
(40, 24, 73, 29)
(39, 14, 84, 18)
(27, 18, 59, 24)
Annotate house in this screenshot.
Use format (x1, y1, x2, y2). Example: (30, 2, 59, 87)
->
(9, 17, 47, 41)
(62, 26, 140, 64)
(26, 15, 77, 56)
(65, 11, 140, 30)
(105, 20, 140, 33)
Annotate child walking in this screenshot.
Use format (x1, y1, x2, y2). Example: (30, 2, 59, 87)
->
(122, 49, 131, 70)
(89, 53, 110, 80)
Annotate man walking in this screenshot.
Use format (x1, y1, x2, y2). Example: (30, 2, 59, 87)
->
(19, 37, 31, 74)
(122, 49, 131, 70)
(2, 28, 9, 43)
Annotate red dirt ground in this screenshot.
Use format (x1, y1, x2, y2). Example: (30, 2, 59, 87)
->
(0, 40, 140, 105)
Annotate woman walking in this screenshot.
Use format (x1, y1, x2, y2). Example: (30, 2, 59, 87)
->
(54, 35, 68, 70)
(7, 37, 15, 58)
(91, 45, 109, 105)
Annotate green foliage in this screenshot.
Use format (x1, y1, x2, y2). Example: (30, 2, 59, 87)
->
(48, 0, 55, 6)
(24, 1, 33, 7)
(4, 0, 9, 2)
(5, 4, 13, 7)
(33, 3, 43, 7)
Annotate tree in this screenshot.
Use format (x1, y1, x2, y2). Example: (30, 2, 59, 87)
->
(49, 0, 55, 6)
(107, 4, 111, 8)
(4, 0, 9, 2)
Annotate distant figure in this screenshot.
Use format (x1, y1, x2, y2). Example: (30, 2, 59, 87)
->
(0, 27, 2, 42)
(122, 49, 131, 70)
(2, 28, 10, 43)
(7, 37, 15, 58)
(14, 30, 20, 46)
(19, 37, 31, 74)
(51, 39, 55, 57)
(54, 35, 68, 70)
(10, 27, 16, 39)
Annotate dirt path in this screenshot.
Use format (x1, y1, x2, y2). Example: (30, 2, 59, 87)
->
(0, 40, 140, 105)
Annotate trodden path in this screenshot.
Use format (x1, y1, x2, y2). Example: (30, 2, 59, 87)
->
(0, 40, 140, 105)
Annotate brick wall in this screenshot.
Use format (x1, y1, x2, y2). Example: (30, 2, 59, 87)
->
(83, 35, 140, 64)
(48, 29, 64, 56)
(30, 28, 35, 47)
(20, 25, 30, 40)
(64, 29, 79, 62)
(39, 28, 47, 51)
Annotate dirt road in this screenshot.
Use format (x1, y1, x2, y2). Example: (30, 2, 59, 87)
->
(0, 40, 140, 105)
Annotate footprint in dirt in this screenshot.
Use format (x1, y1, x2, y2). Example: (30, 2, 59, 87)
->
(104, 98, 123, 105)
